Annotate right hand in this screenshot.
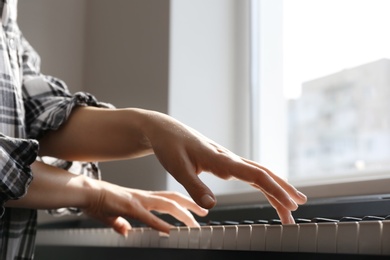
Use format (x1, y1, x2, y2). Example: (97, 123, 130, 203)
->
(82, 180, 209, 235)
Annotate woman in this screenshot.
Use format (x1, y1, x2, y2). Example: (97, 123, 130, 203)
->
(0, 0, 307, 258)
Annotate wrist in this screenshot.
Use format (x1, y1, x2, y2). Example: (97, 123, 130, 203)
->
(123, 108, 154, 151)
(6, 162, 100, 210)
(78, 175, 102, 210)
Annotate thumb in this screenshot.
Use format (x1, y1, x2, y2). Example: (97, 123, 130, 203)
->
(99, 216, 132, 237)
(181, 174, 217, 209)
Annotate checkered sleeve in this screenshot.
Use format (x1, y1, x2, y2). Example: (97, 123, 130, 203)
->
(23, 75, 113, 140)
(0, 135, 38, 217)
(20, 34, 114, 140)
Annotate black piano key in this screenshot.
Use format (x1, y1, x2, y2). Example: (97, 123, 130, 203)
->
(222, 221, 239, 225)
(339, 216, 362, 222)
(239, 220, 254, 225)
(361, 215, 385, 221)
(207, 220, 222, 226)
(268, 219, 282, 224)
(254, 219, 268, 224)
(294, 218, 311, 223)
(311, 217, 338, 223)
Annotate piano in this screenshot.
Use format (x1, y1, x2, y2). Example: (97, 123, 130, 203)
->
(35, 194, 390, 259)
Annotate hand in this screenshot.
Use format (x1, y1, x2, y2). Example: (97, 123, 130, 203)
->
(82, 180, 208, 236)
(142, 111, 307, 224)
(5, 161, 208, 235)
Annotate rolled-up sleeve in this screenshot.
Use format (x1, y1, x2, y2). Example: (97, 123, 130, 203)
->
(20, 34, 114, 140)
(0, 135, 38, 216)
(23, 75, 113, 140)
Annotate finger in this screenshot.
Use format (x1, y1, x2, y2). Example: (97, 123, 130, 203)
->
(204, 143, 307, 208)
(162, 152, 216, 209)
(242, 158, 307, 204)
(124, 194, 201, 233)
(263, 193, 295, 224)
(178, 173, 216, 209)
(200, 146, 298, 210)
(96, 216, 132, 237)
(221, 160, 298, 211)
(129, 204, 174, 233)
(142, 194, 201, 228)
(153, 142, 217, 210)
(249, 184, 296, 225)
(152, 191, 209, 217)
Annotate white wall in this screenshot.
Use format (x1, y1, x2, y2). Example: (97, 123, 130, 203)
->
(18, 0, 253, 222)
(82, 0, 170, 192)
(18, 0, 170, 223)
(168, 0, 252, 196)
(18, 0, 87, 93)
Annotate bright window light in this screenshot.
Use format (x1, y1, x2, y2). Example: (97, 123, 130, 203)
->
(282, 0, 390, 184)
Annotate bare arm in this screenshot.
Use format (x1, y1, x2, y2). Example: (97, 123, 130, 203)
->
(38, 107, 153, 161)
(39, 106, 307, 223)
(5, 161, 207, 235)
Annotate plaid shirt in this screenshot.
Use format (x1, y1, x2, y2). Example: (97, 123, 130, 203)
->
(0, 0, 112, 258)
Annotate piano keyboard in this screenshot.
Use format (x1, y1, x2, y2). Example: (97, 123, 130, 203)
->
(36, 217, 390, 256)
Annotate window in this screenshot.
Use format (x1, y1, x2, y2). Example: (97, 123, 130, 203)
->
(168, 0, 390, 204)
(251, 0, 390, 200)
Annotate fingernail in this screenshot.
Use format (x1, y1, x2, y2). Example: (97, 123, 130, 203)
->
(289, 214, 295, 224)
(289, 197, 298, 210)
(123, 230, 128, 238)
(200, 194, 215, 208)
(199, 207, 209, 215)
(297, 191, 307, 201)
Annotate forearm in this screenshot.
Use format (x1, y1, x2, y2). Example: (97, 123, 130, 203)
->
(5, 161, 94, 210)
(5, 160, 206, 234)
(38, 106, 154, 162)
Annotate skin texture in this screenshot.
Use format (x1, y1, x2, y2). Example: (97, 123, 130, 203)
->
(6, 106, 307, 236)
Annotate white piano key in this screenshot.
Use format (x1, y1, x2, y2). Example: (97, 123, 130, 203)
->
(317, 222, 338, 253)
(65, 229, 81, 246)
(140, 227, 152, 247)
(117, 230, 128, 247)
(132, 228, 143, 247)
(123, 228, 142, 247)
(149, 230, 163, 248)
(265, 225, 282, 252)
(199, 226, 213, 249)
(111, 229, 124, 247)
(158, 232, 170, 248)
(58, 229, 76, 245)
(177, 226, 190, 248)
(101, 228, 121, 247)
(223, 225, 238, 250)
(210, 225, 225, 249)
(188, 227, 201, 249)
(250, 224, 268, 251)
(77, 228, 96, 246)
(281, 224, 299, 252)
(36, 215, 390, 257)
(358, 220, 382, 255)
(168, 227, 179, 248)
(298, 223, 317, 253)
(36, 229, 60, 246)
(336, 221, 359, 254)
(381, 220, 390, 255)
(123, 229, 135, 247)
(65, 229, 78, 245)
(236, 225, 251, 251)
